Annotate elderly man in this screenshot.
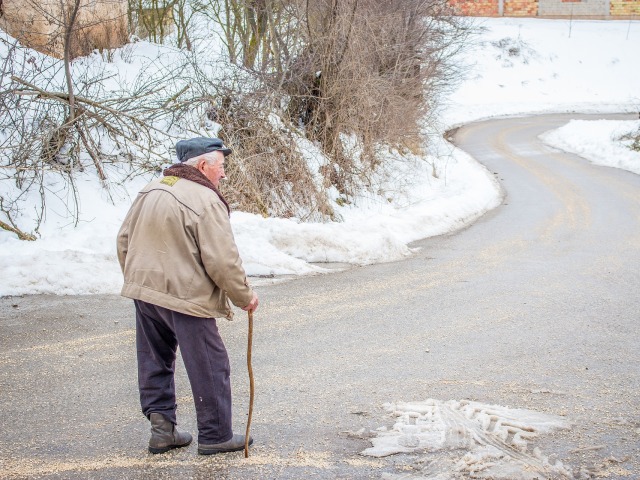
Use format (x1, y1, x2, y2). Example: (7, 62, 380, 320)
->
(117, 137, 259, 455)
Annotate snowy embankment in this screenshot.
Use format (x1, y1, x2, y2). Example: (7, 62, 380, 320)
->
(540, 119, 640, 175)
(1, 18, 639, 296)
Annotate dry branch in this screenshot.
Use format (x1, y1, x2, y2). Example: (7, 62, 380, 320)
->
(0, 219, 36, 241)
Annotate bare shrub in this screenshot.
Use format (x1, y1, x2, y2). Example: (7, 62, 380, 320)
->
(173, 58, 335, 220)
(280, 0, 472, 197)
(203, 0, 471, 204)
(129, 0, 176, 43)
(216, 98, 334, 221)
(0, 32, 185, 237)
(201, 0, 300, 72)
(620, 125, 640, 152)
(127, 0, 202, 50)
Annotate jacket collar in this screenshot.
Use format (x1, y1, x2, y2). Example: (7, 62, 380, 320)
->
(163, 163, 230, 216)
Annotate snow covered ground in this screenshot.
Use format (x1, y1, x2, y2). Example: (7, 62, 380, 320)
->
(540, 119, 640, 175)
(1, 17, 639, 296)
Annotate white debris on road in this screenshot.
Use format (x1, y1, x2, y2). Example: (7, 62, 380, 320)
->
(362, 399, 575, 479)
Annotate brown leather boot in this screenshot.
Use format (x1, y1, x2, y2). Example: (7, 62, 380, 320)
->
(148, 413, 193, 454)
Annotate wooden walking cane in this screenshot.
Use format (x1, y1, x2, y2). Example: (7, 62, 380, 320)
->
(244, 310, 254, 458)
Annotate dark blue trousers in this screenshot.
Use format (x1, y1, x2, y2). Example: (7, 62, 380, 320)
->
(134, 299, 233, 444)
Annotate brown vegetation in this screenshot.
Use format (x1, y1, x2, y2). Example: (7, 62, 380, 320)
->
(0, 0, 128, 59)
(128, 0, 175, 44)
(212, 0, 471, 214)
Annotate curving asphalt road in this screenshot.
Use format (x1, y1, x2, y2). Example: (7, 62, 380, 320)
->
(1, 113, 639, 479)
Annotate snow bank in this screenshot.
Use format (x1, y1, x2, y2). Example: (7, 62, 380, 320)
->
(540, 120, 640, 175)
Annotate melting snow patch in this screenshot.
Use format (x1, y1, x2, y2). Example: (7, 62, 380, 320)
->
(362, 399, 575, 479)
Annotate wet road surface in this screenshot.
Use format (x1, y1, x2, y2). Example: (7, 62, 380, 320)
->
(1, 113, 638, 479)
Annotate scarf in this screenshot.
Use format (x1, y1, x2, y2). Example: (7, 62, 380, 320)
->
(163, 163, 230, 216)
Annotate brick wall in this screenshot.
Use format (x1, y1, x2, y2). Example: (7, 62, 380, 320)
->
(505, 0, 539, 15)
(449, 0, 499, 16)
(610, 0, 640, 15)
(449, 0, 640, 16)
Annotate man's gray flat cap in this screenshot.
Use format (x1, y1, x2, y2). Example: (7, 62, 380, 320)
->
(176, 137, 232, 162)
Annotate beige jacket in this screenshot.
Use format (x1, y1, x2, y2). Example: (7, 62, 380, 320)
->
(117, 175, 253, 319)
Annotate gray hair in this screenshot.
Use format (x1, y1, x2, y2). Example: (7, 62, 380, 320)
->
(183, 152, 221, 167)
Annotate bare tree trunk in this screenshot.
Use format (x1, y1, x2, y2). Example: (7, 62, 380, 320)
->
(64, 0, 82, 124)
(178, 4, 192, 50)
(61, 0, 107, 180)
